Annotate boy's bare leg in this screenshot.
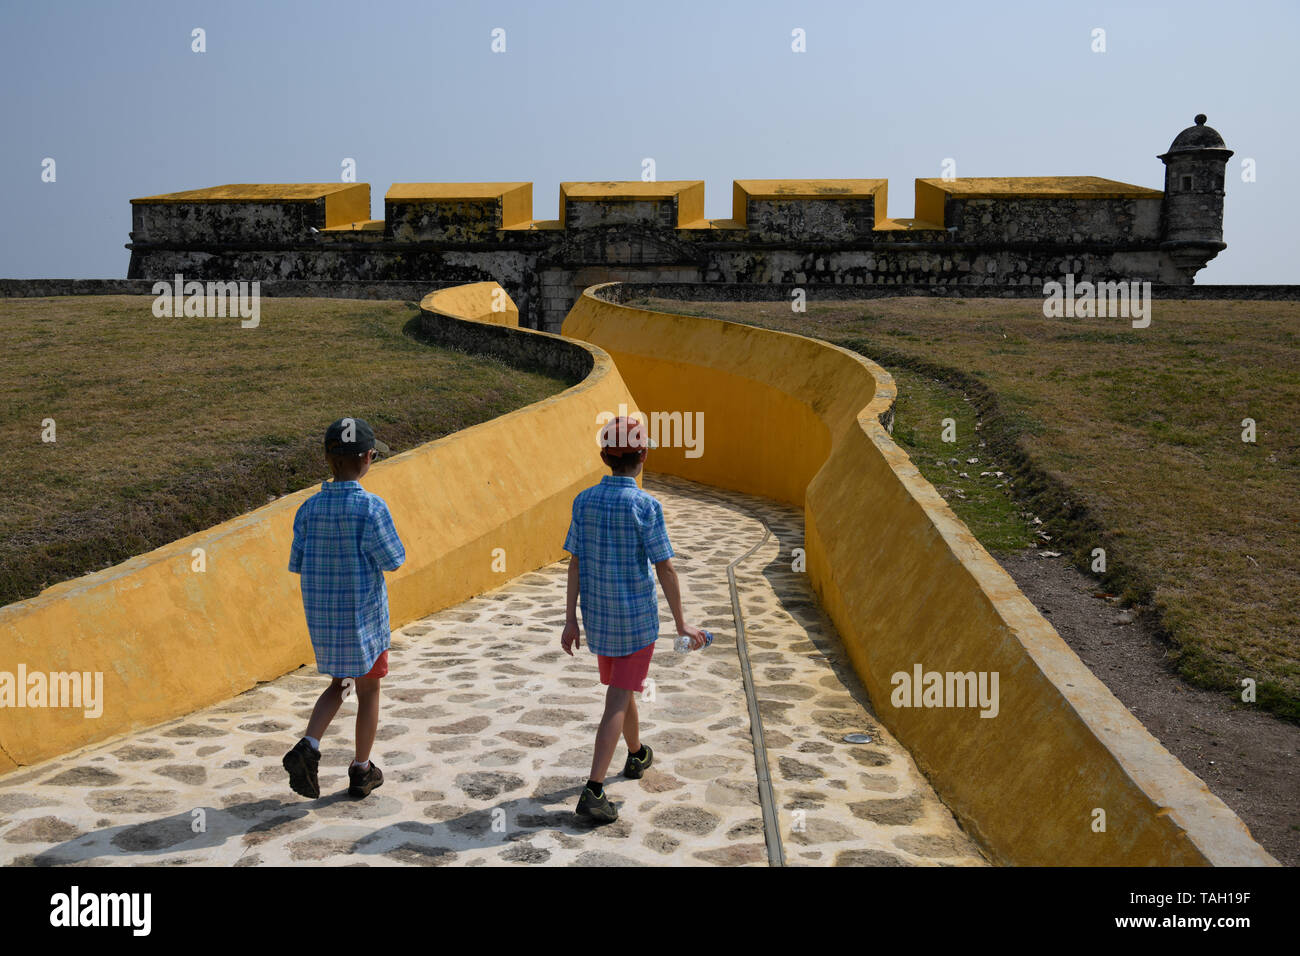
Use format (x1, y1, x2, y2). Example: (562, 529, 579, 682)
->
(305, 678, 346, 741)
(622, 694, 641, 754)
(353, 676, 381, 764)
(589, 686, 633, 783)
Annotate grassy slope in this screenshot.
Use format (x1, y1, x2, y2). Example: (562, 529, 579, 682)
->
(643, 297, 1300, 721)
(0, 296, 571, 606)
(887, 368, 1036, 554)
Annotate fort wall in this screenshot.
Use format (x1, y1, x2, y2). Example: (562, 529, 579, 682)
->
(127, 119, 1237, 331)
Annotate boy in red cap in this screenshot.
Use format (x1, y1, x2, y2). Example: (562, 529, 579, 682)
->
(561, 414, 708, 822)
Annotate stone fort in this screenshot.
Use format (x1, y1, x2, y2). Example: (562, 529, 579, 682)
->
(125, 116, 1232, 331)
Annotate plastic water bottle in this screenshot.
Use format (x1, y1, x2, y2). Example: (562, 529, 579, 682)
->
(674, 630, 713, 653)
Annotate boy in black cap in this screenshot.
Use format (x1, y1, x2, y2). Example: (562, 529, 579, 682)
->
(282, 417, 406, 799)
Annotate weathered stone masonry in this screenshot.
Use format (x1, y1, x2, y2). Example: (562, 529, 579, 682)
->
(125, 117, 1233, 331)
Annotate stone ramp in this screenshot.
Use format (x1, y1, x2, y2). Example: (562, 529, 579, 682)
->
(0, 477, 986, 867)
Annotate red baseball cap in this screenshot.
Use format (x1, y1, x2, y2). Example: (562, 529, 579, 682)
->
(599, 415, 650, 454)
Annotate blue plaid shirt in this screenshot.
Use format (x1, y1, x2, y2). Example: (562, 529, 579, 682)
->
(563, 476, 674, 656)
(289, 480, 406, 678)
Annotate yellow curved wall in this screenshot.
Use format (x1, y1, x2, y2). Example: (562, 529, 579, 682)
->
(0, 284, 631, 771)
(425, 281, 520, 327)
(562, 286, 1275, 867)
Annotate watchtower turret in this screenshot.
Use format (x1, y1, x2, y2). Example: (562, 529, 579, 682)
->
(1158, 114, 1233, 280)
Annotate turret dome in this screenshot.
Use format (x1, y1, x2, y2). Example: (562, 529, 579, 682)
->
(1161, 115, 1230, 157)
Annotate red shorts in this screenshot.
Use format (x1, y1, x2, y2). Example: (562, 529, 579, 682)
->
(597, 642, 655, 691)
(359, 650, 389, 679)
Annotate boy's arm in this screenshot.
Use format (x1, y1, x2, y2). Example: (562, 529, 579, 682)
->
(561, 555, 581, 655)
(366, 501, 406, 572)
(560, 498, 582, 655)
(288, 507, 305, 574)
(642, 499, 706, 649)
(655, 559, 707, 649)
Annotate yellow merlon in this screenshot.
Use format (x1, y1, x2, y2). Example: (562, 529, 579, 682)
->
(558, 181, 704, 198)
(733, 178, 888, 198)
(132, 183, 364, 202)
(385, 182, 531, 200)
(731, 179, 888, 227)
(915, 176, 1163, 227)
(918, 176, 1164, 197)
(559, 181, 705, 228)
(386, 182, 533, 229)
(131, 183, 371, 230)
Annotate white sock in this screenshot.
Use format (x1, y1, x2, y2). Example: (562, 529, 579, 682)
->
(303, 736, 320, 751)
(351, 759, 370, 771)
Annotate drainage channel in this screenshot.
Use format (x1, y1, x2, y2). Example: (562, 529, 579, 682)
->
(726, 516, 786, 867)
(668, 472, 988, 868)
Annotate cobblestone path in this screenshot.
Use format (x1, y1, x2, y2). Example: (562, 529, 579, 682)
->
(0, 476, 987, 867)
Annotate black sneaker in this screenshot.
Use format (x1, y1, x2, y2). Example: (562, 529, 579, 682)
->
(282, 739, 320, 799)
(348, 760, 384, 798)
(575, 786, 618, 823)
(622, 744, 654, 779)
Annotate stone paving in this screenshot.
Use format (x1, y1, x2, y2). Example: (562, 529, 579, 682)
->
(0, 476, 987, 867)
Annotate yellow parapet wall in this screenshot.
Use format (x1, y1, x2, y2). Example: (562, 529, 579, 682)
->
(425, 281, 520, 328)
(0, 283, 632, 772)
(562, 286, 1276, 867)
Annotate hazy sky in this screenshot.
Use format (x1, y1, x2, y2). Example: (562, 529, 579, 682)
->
(2, 0, 1295, 282)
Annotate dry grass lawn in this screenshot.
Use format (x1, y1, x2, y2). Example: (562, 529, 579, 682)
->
(0, 296, 570, 607)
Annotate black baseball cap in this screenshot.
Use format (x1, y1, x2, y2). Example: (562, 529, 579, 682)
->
(324, 417, 391, 456)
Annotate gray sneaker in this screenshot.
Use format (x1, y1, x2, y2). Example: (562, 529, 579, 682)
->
(575, 786, 618, 823)
(282, 739, 320, 799)
(622, 744, 654, 779)
(348, 760, 384, 798)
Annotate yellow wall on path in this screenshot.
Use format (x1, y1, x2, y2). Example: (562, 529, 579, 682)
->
(562, 286, 1276, 867)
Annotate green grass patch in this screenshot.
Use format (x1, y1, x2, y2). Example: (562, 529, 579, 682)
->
(887, 369, 1035, 554)
(0, 296, 571, 606)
